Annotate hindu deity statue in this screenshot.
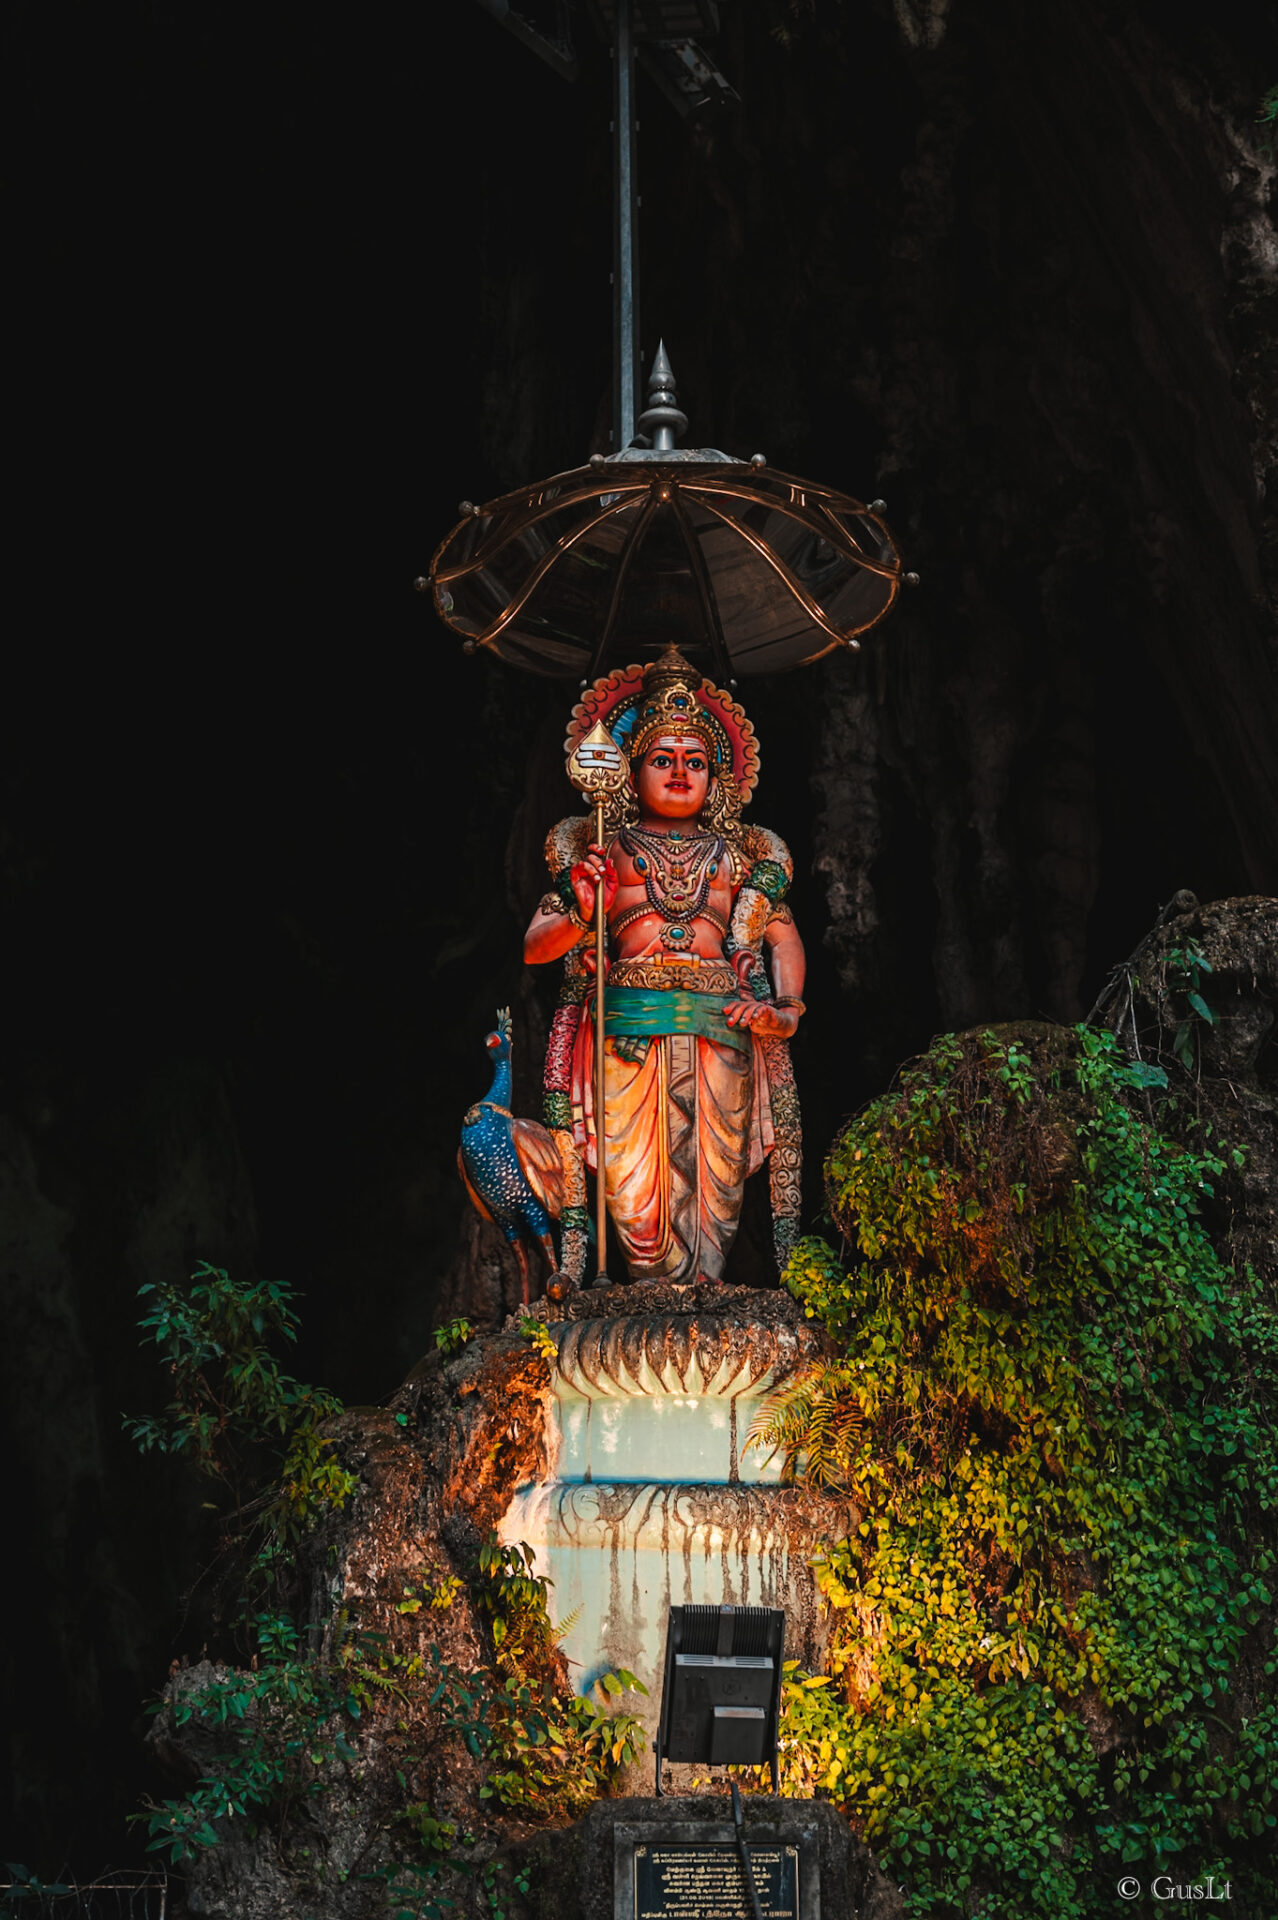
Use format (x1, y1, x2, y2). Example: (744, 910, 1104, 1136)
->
(524, 646, 805, 1287)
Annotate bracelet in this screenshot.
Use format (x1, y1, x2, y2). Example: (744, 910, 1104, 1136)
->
(774, 996, 806, 1017)
(541, 886, 589, 934)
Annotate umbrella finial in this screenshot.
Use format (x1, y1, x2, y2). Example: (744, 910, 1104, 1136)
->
(637, 340, 689, 452)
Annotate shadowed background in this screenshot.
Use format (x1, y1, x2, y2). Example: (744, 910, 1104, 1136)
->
(5, 0, 1275, 1877)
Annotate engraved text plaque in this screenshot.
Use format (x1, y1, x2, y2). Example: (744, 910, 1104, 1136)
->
(633, 1842, 799, 1920)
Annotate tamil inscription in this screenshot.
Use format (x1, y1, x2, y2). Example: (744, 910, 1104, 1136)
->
(633, 1843, 799, 1920)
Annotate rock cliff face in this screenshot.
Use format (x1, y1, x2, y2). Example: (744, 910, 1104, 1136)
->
(147, 1331, 552, 1919)
(150, 1291, 868, 1919)
(1092, 893, 1278, 1291)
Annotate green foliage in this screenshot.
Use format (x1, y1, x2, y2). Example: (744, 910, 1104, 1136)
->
(138, 1537, 645, 1882)
(1157, 942, 1215, 1075)
(436, 1317, 476, 1356)
(772, 1026, 1278, 1917)
(455, 1532, 647, 1812)
(518, 1316, 558, 1364)
(775, 1235, 856, 1336)
(750, 1365, 864, 1487)
(140, 1604, 646, 1876)
(382, 1847, 468, 1920)
(125, 1262, 355, 1571)
(136, 1610, 363, 1865)
(130, 1272, 645, 1904)
(475, 1535, 556, 1656)
(398, 1570, 465, 1615)
(435, 1654, 646, 1814)
(379, 1843, 533, 1920)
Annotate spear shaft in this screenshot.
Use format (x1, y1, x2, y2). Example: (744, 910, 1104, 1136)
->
(593, 797, 608, 1283)
(566, 719, 625, 1289)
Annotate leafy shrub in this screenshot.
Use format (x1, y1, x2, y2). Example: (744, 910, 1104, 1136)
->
(125, 1261, 355, 1590)
(130, 1271, 645, 1898)
(762, 1026, 1277, 1917)
(468, 1533, 646, 1811)
(518, 1316, 558, 1365)
(435, 1318, 476, 1356)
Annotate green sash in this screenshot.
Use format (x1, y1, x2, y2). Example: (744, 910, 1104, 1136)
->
(603, 986, 749, 1054)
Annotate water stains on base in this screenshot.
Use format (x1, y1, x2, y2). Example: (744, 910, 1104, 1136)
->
(498, 1308, 851, 1755)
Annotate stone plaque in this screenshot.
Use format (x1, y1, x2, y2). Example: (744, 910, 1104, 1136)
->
(633, 1842, 799, 1920)
(616, 1822, 819, 1920)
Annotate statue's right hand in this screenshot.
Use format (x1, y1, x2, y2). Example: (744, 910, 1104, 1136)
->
(570, 843, 618, 922)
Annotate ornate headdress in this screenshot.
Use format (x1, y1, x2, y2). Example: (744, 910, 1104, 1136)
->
(565, 645, 759, 834)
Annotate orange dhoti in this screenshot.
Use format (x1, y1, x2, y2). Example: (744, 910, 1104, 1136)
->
(571, 990, 774, 1282)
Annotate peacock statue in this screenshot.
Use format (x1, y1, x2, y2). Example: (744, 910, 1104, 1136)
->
(457, 1008, 567, 1305)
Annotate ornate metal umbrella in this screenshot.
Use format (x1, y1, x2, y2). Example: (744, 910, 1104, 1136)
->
(430, 348, 906, 681)
(426, 4, 912, 682)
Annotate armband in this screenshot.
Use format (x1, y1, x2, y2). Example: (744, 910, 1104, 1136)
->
(746, 859, 790, 904)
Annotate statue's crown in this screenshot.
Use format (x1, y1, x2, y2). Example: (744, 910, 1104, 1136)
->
(628, 646, 717, 765)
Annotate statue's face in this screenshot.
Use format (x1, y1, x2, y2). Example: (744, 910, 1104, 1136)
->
(636, 733, 711, 821)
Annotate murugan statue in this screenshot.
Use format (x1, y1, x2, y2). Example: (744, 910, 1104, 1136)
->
(524, 646, 805, 1287)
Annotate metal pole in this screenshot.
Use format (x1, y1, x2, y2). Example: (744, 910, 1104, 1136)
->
(593, 797, 609, 1281)
(613, 0, 639, 453)
(731, 1781, 765, 1920)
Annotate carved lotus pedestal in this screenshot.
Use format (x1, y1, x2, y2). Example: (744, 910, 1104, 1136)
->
(499, 1285, 853, 1782)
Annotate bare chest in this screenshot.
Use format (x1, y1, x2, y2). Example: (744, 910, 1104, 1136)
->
(609, 828, 737, 922)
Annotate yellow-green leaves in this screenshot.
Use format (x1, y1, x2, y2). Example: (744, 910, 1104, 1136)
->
(772, 1026, 1278, 1916)
(518, 1316, 558, 1364)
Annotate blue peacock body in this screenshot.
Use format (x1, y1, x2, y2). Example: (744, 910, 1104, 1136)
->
(456, 1009, 565, 1303)
(459, 1044, 553, 1244)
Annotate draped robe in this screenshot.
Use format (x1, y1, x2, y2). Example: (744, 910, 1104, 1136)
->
(569, 991, 774, 1282)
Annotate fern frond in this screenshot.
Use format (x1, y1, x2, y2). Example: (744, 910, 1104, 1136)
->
(551, 1605, 582, 1646)
(745, 1364, 865, 1488)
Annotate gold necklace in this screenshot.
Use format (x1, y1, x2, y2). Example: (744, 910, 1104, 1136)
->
(619, 825, 726, 953)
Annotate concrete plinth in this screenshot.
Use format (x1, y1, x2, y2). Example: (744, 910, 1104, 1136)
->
(498, 1299, 853, 1762)
(522, 1797, 904, 1920)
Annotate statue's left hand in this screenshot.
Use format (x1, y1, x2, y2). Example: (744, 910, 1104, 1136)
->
(730, 947, 762, 991)
(722, 999, 799, 1039)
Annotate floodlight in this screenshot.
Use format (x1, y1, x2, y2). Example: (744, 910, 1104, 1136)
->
(654, 1603, 785, 1795)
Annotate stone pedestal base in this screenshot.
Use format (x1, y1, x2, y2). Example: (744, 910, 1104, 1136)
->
(524, 1797, 903, 1920)
(500, 1293, 852, 1774)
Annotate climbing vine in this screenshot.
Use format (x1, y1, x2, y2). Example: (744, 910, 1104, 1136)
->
(759, 1026, 1277, 1918)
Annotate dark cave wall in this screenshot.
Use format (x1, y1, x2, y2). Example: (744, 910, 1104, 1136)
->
(6, 0, 1276, 1876)
(632, 0, 1277, 1069)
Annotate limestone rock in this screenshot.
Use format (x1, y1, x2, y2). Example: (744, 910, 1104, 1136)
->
(147, 1305, 882, 1918)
